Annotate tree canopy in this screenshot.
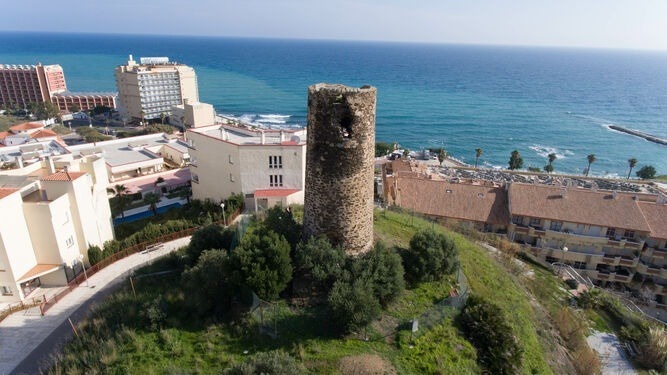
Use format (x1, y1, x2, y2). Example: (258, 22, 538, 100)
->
(508, 150, 524, 170)
(636, 165, 656, 180)
(403, 229, 459, 282)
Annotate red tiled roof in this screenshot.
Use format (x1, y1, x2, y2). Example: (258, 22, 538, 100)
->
(638, 201, 667, 239)
(508, 183, 651, 232)
(390, 176, 510, 225)
(0, 188, 19, 199)
(29, 129, 58, 139)
(40, 171, 87, 182)
(10, 122, 43, 132)
(17, 264, 61, 283)
(254, 188, 301, 198)
(0, 131, 8, 140)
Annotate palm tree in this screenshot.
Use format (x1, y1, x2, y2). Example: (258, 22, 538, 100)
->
(107, 184, 129, 219)
(585, 154, 596, 176)
(546, 153, 557, 174)
(437, 148, 447, 166)
(143, 192, 161, 216)
(475, 148, 483, 168)
(627, 158, 638, 179)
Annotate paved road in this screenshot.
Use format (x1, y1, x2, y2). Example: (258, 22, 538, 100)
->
(0, 237, 190, 375)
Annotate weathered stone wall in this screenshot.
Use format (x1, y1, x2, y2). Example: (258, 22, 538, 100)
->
(303, 83, 376, 255)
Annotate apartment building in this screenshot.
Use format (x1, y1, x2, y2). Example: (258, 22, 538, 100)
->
(187, 124, 307, 211)
(0, 63, 117, 114)
(383, 161, 667, 306)
(115, 56, 199, 122)
(0, 63, 66, 107)
(169, 99, 215, 129)
(0, 155, 114, 303)
(51, 92, 117, 113)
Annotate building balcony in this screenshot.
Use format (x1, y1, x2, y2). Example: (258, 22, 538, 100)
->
(600, 255, 639, 268)
(636, 261, 664, 277)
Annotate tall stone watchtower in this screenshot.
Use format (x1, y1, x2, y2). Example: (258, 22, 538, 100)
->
(303, 83, 377, 255)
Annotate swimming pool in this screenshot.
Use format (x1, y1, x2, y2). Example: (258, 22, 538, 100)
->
(113, 203, 182, 225)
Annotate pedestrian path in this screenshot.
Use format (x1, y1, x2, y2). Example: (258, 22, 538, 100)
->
(0, 236, 190, 375)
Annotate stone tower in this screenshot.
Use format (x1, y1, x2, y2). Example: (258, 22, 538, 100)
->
(303, 83, 377, 255)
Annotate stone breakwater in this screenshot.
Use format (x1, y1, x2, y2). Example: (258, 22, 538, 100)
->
(609, 126, 667, 146)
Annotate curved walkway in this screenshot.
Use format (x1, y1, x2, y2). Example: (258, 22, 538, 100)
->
(0, 236, 190, 375)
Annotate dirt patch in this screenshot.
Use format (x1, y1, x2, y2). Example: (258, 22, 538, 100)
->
(339, 354, 397, 375)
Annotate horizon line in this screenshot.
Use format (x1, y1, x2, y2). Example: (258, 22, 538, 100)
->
(2, 29, 667, 54)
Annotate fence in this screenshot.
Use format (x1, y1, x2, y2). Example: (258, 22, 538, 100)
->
(0, 296, 45, 323)
(38, 208, 244, 316)
(411, 265, 470, 340)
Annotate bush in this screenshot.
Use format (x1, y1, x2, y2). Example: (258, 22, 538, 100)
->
(181, 250, 233, 317)
(327, 276, 381, 333)
(565, 278, 579, 289)
(87, 245, 104, 265)
(223, 350, 305, 374)
(293, 236, 345, 292)
(636, 165, 656, 180)
(228, 227, 292, 300)
(263, 205, 302, 251)
(635, 326, 667, 371)
(403, 229, 459, 282)
(458, 295, 523, 374)
(357, 242, 405, 307)
(187, 224, 234, 264)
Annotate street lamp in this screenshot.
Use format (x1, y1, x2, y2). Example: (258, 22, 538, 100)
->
(78, 254, 89, 287)
(220, 203, 226, 226)
(561, 246, 568, 268)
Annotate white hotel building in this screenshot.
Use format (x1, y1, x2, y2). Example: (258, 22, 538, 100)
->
(186, 124, 307, 211)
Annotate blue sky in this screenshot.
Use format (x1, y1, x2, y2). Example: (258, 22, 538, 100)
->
(4, 0, 667, 50)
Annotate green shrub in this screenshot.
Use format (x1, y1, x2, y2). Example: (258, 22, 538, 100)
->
(327, 276, 381, 333)
(404, 229, 459, 282)
(187, 224, 234, 264)
(228, 227, 292, 300)
(181, 250, 233, 317)
(357, 242, 405, 307)
(263, 205, 302, 251)
(458, 295, 523, 374)
(87, 245, 104, 265)
(293, 236, 345, 292)
(223, 350, 305, 374)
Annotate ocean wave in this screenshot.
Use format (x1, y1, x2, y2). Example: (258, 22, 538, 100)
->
(528, 144, 570, 160)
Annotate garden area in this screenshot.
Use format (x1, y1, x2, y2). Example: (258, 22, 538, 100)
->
(52, 207, 664, 374)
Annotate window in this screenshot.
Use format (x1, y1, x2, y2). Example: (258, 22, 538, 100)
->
(63, 211, 70, 225)
(229, 154, 234, 164)
(65, 236, 74, 248)
(269, 155, 283, 169)
(2, 286, 12, 295)
(529, 218, 541, 227)
(229, 173, 235, 182)
(270, 175, 283, 187)
(573, 261, 587, 270)
(550, 221, 563, 231)
(191, 174, 199, 183)
(512, 216, 523, 225)
(606, 227, 616, 238)
(624, 230, 635, 239)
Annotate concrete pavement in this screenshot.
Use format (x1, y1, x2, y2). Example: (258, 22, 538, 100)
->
(0, 236, 190, 375)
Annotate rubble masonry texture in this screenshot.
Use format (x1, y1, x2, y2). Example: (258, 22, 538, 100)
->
(303, 83, 377, 255)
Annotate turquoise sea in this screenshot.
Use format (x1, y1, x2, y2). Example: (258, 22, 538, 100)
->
(1, 32, 666, 177)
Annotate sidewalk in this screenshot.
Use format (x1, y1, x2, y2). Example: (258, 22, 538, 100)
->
(0, 236, 190, 375)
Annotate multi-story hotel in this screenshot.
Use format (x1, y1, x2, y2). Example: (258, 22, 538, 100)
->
(0, 63, 117, 113)
(187, 124, 307, 211)
(0, 63, 66, 107)
(0, 154, 114, 303)
(51, 92, 117, 113)
(384, 160, 667, 307)
(115, 56, 199, 122)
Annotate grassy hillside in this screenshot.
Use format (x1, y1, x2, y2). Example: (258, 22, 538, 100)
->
(48, 209, 572, 374)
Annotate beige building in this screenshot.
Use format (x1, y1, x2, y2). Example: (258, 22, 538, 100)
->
(169, 99, 215, 129)
(115, 55, 199, 122)
(383, 160, 667, 306)
(0, 155, 114, 303)
(187, 124, 307, 211)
